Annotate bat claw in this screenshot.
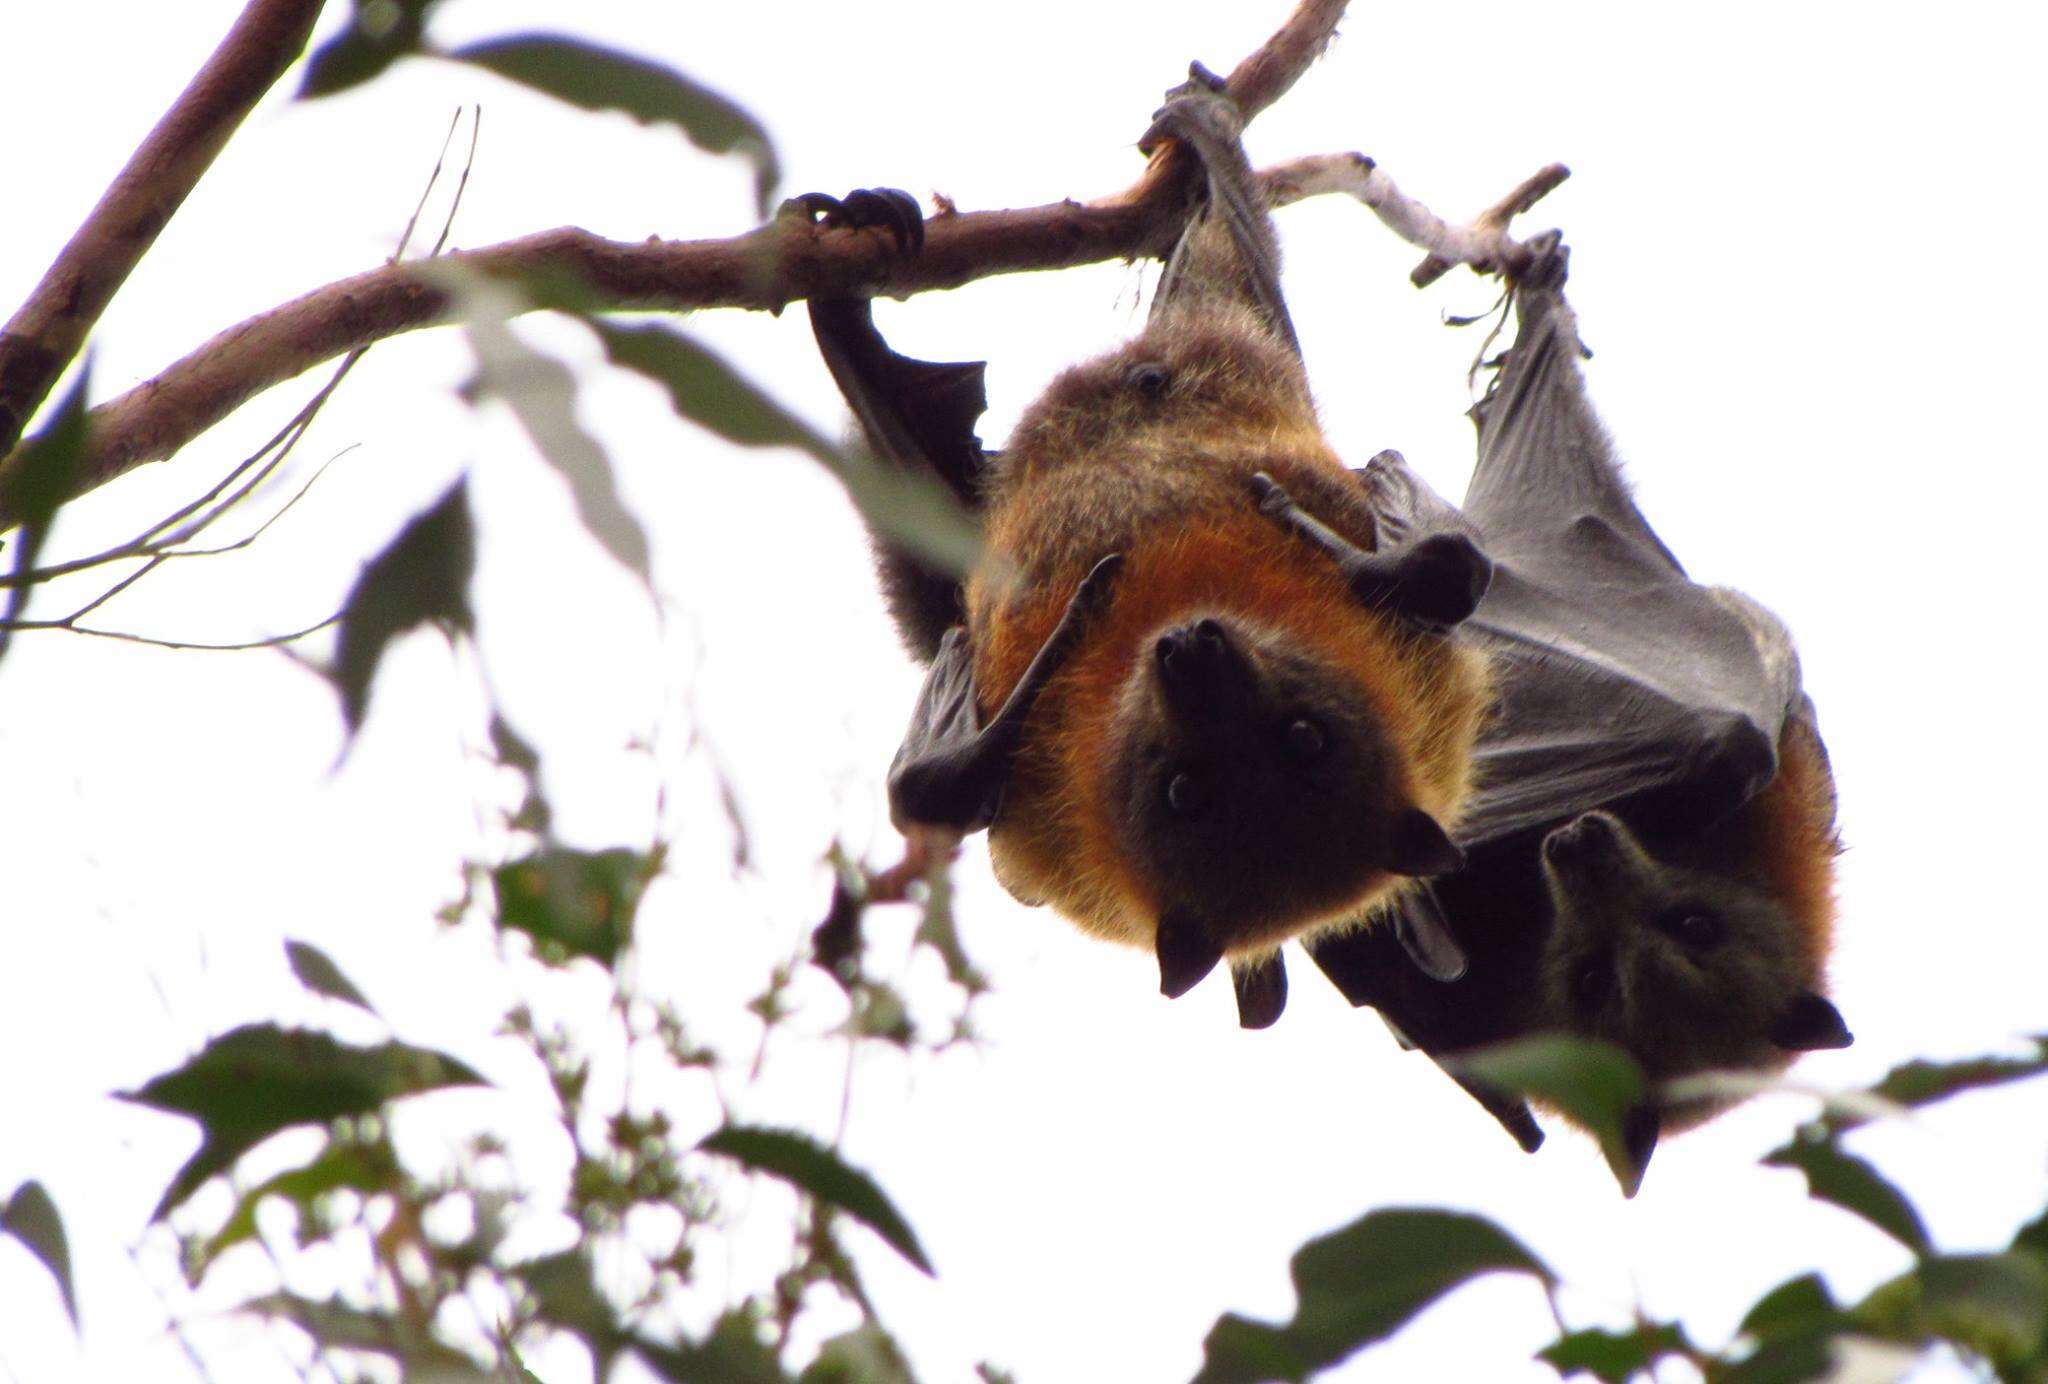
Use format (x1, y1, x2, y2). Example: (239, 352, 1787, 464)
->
(782, 186, 926, 255)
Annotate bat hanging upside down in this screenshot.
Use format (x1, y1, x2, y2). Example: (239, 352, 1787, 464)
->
(794, 69, 1496, 1025)
(1306, 236, 1849, 1192)
(798, 70, 1848, 1195)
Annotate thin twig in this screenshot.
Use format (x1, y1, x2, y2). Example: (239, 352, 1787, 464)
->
(0, 108, 484, 621)
(428, 108, 483, 260)
(167, 445, 355, 559)
(393, 108, 468, 263)
(0, 0, 324, 456)
(0, 2, 1353, 529)
(59, 555, 166, 624)
(0, 611, 338, 651)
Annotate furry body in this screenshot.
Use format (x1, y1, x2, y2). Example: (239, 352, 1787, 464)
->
(969, 308, 1487, 953)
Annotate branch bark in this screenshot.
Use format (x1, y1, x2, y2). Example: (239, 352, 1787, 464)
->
(0, 1, 1365, 530)
(1264, 153, 1570, 284)
(0, 0, 325, 458)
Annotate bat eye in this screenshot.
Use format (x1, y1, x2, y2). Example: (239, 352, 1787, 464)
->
(1572, 954, 1613, 1012)
(1283, 717, 1325, 761)
(1165, 771, 1204, 816)
(1662, 909, 1725, 949)
(1127, 362, 1173, 399)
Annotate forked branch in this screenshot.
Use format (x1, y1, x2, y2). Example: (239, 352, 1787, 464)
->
(1264, 153, 1570, 284)
(0, 0, 324, 457)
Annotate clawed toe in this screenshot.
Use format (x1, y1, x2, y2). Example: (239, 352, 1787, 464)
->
(781, 186, 925, 254)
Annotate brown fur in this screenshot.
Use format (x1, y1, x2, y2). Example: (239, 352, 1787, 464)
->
(961, 311, 1490, 954)
(1744, 720, 1843, 980)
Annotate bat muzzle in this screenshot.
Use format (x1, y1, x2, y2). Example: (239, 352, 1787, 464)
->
(1153, 617, 1257, 717)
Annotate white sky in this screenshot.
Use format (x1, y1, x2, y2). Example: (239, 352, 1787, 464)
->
(2, 2, 2045, 1381)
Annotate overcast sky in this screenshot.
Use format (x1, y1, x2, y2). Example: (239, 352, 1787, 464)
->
(2, 2, 2045, 1381)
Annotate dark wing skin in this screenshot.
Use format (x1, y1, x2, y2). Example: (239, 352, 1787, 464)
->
(808, 290, 992, 663)
(795, 189, 1053, 837)
(1313, 236, 1816, 1148)
(1441, 238, 1799, 848)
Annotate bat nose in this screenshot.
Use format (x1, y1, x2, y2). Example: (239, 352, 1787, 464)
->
(1154, 618, 1248, 707)
(1543, 811, 1620, 866)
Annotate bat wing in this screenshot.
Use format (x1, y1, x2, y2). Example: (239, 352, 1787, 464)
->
(809, 294, 992, 661)
(1377, 238, 1808, 851)
(1324, 237, 1817, 1150)
(888, 555, 1124, 834)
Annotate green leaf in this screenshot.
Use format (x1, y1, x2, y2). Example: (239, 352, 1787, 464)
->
(1763, 1132, 1930, 1254)
(587, 320, 979, 580)
(1455, 1037, 1646, 1192)
(1830, 1037, 2048, 1133)
(699, 1125, 933, 1277)
(1855, 1253, 2048, 1376)
(448, 35, 780, 216)
(1914, 1254, 2048, 1364)
(121, 1023, 484, 1220)
(284, 939, 377, 1014)
(492, 846, 652, 969)
(1739, 1273, 1842, 1337)
(634, 1307, 789, 1384)
(0, 361, 91, 665)
(1191, 1209, 1556, 1384)
(463, 318, 653, 591)
(2012, 1209, 2048, 1265)
(1717, 1274, 1854, 1384)
(1, 1182, 77, 1329)
(191, 1135, 400, 1278)
(798, 1323, 917, 1384)
(332, 478, 474, 735)
(1539, 1322, 1693, 1382)
(299, 0, 439, 98)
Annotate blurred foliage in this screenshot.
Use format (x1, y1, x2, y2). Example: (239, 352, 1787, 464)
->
(1, 10, 2045, 1384)
(0, 362, 91, 663)
(330, 477, 474, 734)
(1194, 1038, 2048, 1382)
(1, 1181, 78, 1330)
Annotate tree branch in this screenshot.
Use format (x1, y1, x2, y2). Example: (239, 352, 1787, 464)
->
(1263, 153, 1570, 285)
(0, 0, 325, 456)
(1225, 0, 1349, 120)
(0, 0, 1365, 530)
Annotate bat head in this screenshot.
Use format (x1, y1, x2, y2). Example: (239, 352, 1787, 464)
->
(1108, 614, 1460, 994)
(1537, 809, 1850, 1132)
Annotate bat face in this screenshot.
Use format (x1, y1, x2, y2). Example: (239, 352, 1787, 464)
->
(1538, 810, 1848, 1119)
(1106, 614, 1457, 954)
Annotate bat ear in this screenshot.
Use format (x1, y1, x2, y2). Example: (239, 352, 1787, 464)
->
(1386, 808, 1464, 878)
(1768, 991, 1853, 1052)
(1230, 952, 1288, 1029)
(1614, 1102, 1662, 1198)
(1157, 910, 1223, 998)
